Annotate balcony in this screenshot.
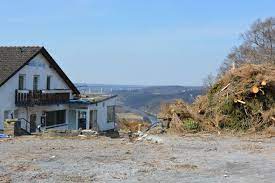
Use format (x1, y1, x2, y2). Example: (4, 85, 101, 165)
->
(15, 89, 71, 106)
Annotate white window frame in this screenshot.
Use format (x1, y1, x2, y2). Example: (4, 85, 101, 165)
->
(33, 75, 40, 91)
(18, 74, 26, 90)
(107, 106, 115, 123)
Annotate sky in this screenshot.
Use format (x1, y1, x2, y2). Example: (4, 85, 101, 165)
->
(0, 0, 275, 86)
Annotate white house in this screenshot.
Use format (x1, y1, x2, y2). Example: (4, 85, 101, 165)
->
(69, 95, 117, 131)
(0, 46, 116, 134)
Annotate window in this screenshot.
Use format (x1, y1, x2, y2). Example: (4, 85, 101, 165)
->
(107, 106, 115, 123)
(18, 74, 25, 90)
(46, 76, 51, 90)
(3, 110, 17, 120)
(45, 110, 66, 127)
(33, 75, 40, 90)
(4, 110, 11, 120)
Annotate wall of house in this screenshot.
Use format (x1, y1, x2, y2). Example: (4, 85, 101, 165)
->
(15, 104, 70, 131)
(18, 54, 71, 91)
(88, 97, 117, 131)
(0, 53, 73, 131)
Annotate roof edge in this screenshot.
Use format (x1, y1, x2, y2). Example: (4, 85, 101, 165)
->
(0, 47, 42, 87)
(39, 47, 80, 95)
(0, 46, 80, 95)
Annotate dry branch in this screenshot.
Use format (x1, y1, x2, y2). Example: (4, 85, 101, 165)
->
(220, 83, 231, 92)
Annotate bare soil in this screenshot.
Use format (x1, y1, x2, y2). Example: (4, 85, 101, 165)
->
(0, 134, 274, 183)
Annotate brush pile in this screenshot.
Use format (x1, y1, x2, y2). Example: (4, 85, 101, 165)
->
(117, 119, 150, 133)
(159, 100, 205, 133)
(160, 64, 275, 132)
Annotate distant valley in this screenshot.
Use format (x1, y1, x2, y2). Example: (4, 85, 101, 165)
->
(76, 84, 204, 115)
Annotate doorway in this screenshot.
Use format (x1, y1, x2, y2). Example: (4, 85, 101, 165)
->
(78, 110, 87, 130)
(89, 110, 98, 130)
(30, 114, 37, 133)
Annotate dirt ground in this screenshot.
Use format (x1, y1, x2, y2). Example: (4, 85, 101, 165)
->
(0, 134, 274, 183)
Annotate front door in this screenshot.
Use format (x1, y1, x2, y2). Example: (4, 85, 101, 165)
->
(30, 114, 37, 133)
(78, 111, 87, 130)
(89, 110, 98, 130)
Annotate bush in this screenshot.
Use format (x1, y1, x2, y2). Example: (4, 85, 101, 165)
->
(183, 118, 200, 131)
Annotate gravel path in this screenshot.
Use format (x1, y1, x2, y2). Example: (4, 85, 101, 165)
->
(0, 134, 274, 183)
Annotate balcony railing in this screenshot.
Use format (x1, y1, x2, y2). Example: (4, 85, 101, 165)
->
(15, 89, 71, 106)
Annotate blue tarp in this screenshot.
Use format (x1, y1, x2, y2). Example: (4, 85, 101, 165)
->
(0, 134, 9, 138)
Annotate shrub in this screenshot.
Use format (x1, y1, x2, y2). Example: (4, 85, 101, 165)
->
(183, 118, 200, 131)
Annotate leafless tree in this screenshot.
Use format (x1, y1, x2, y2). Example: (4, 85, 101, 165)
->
(203, 73, 215, 91)
(218, 17, 275, 75)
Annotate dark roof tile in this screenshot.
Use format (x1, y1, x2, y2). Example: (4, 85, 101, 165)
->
(0, 46, 42, 85)
(0, 46, 80, 94)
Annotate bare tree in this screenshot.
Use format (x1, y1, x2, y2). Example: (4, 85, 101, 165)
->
(203, 73, 215, 91)
(218, 17, 275, 75)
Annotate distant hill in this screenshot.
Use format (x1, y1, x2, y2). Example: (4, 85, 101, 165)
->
(76, 84, 204, 114)
(113, 86, 204, 114)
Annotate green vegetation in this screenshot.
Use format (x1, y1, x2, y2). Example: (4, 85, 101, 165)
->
(183, 118, 200, 131)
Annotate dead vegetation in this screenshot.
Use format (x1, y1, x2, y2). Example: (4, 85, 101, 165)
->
(160, 64, 275, 133)
(159, 100, 205, 134)
(117, 119, 150, 133)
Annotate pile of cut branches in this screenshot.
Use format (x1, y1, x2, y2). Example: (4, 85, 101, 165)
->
(160, 64, 275, 133)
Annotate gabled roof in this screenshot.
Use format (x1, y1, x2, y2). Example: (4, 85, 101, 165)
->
(0, 46, 80, 94)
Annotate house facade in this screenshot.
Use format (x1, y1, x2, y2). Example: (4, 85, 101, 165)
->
(0, 46, 116, 133)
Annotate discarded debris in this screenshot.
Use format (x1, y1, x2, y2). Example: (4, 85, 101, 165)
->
(144, 135, 163, 144)
(117, 119, 150, 133)
(135, 133, 163, 144)
(197, 64, 275, 131)
(78, 134, 87, 138)
(159, 100, 207, 133)
(267, 127, 275, 137)
(159, 64, 275, 133)
(81, 130, 98, 136)
(0, 134, 10, 138)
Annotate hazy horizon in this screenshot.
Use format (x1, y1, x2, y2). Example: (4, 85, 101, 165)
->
(75, 82, 203, 87)
(1, 0, 275, 86)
